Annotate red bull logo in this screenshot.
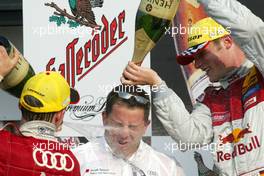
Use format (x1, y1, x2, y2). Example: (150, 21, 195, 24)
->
(217, 124, 261, 162)
(219, 123, 252, 145)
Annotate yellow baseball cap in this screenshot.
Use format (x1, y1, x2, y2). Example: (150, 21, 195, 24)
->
(20, 71, 80, 113)
(177, 17, 230, 65)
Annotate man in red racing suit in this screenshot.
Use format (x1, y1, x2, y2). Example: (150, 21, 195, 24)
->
(121, 0, 264, 175)
(0, 70, 80, 176)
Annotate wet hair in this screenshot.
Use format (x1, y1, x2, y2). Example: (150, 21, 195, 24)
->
(105, 85, 150, 123)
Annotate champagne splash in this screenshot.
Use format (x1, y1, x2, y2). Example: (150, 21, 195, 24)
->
(63, 121, 115, 141)
(64, 122, 149, 174)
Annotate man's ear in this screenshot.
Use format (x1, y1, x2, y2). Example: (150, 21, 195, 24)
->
(102, 111, 108, 126)
(53, 110, 65, 131)
(144, 120, 151, 129)
(222, 35, 233, 49)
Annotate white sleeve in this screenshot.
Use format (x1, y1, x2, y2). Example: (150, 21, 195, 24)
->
(152, 82, 213, 145)
(198, 0, 264, 76)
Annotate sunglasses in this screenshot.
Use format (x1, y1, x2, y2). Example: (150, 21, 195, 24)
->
(114, 91, 149, 105)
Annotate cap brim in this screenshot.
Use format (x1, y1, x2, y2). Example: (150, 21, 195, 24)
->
(70, 88, 80, 104)
(176, 42, 209, 65)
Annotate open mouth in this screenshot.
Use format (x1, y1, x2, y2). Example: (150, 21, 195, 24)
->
(118, 140, 128, 146)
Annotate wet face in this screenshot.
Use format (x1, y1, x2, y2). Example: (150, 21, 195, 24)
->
(194, 38, 235, 82)
(102, 103, 149, 158)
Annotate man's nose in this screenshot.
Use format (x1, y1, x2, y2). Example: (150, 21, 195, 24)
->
(119, 126, 130, 138)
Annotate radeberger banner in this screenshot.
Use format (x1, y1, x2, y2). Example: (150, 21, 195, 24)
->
(23, 0, 150, 136)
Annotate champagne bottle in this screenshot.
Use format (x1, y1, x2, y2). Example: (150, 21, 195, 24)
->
(132, 0, 180, 64)
(0, 36, 35, 98)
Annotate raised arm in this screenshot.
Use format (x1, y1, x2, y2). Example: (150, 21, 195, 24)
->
(121, 62, 213, 145)
(198, 0, 264, 75)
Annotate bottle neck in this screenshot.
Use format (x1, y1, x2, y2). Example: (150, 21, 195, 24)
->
(0, 36, 12, 54)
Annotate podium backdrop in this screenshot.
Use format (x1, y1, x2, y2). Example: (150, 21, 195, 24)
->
(0, 0, 263, 175)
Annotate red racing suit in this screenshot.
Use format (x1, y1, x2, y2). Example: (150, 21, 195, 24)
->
(152, 0, 264, 175)
(0, 121, 80, 176)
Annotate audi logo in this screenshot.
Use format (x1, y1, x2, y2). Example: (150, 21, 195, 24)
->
(33, 148, 75, 172)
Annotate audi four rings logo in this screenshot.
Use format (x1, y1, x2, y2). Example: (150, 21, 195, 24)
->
(33, 148, 75, 172)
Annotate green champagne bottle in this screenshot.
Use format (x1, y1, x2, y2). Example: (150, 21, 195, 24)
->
(0, 36, 35, 98)
(132, 0, 180, 64)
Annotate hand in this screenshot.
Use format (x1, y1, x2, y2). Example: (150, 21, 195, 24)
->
(121, 61, 162, 86)
(0, 46, 19, 78)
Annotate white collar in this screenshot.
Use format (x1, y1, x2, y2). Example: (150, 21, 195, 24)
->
(217, 59, 254, 89)
(19, 120, 57, 141)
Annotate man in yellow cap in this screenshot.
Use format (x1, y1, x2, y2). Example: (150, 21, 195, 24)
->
(0, 71, 81, 176)
(121, 0, 264, 175)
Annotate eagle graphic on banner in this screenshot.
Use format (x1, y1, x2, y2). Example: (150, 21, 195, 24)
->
(68, 0, 96, 26)
(45, 0, 103, 28)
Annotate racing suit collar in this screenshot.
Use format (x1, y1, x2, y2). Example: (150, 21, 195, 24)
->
(19, 120, 57, 141)
(218, 59, 254, 89)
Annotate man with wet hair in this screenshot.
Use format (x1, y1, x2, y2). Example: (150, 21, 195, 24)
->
(73, 84, 185, 176)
